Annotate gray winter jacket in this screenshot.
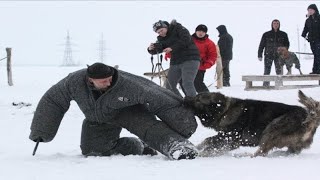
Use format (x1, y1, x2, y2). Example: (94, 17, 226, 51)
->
(29, 68, 193, 142)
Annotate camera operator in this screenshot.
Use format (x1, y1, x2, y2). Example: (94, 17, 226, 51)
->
(147, 20, 200, 97)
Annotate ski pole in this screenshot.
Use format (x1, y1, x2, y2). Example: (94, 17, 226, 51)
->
(32, 138, 41, 156)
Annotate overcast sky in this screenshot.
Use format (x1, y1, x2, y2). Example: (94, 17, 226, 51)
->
(0, 1, 313, 72)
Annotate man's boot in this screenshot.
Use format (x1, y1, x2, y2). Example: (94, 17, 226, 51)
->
(223, 80, 230, 87)
(263, 81, 270, 87)
(168, 141, 198, 160)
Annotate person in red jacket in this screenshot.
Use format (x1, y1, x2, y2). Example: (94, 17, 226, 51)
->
(192, 24, 217, 92)
(165, 24, 217, 93)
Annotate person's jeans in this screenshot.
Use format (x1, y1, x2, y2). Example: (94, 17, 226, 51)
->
(263, 57, 281, 86)
(166, 60, 200, 97)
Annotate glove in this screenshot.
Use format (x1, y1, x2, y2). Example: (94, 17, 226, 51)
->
(31, 137, 43, 143)
(183, 96, 195, 107)
(164, 52, 171, 61)
(258, 57, 262, 61)
(202, 62, 213, 69)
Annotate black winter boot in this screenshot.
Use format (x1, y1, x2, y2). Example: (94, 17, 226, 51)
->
(168, 141, 198, 160)
(263, 81, 270, 87)
(223, 81, 230, 87)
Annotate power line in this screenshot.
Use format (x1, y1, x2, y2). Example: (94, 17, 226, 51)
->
(62, 30, 77, 66)
(98, 33, 106, 63)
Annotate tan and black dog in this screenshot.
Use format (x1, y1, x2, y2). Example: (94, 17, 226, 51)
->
(184, 91, 320, 157)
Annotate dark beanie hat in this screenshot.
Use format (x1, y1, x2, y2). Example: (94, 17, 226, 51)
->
(87, 63, 114, 79)
(153, 20, 168, 32)
(195, 24, 208, 33)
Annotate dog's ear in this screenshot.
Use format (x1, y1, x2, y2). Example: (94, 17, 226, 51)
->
(211, 92, 226, 103)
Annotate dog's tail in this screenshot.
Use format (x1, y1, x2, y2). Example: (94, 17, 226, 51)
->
(298, 90, 319, 110)
(298, 90, 320, 123)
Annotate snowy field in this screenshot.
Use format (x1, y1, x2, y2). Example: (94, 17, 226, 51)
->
(0, 61, 320, 180)
(0, 1, 320, 180)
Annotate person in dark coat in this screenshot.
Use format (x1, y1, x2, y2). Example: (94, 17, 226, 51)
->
(148, 20, 200, 97)
(29, 63, 198, 160)
(216, 25, 233, 87)
(258, 19, 290, 86)
(301, 4, 320, 74)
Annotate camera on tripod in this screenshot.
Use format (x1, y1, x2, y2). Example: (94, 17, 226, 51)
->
(153, 42, 163, 53)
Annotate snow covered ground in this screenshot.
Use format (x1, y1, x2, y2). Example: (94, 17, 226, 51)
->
(0, 1, 320, 180)
(1, 61, 320, 180)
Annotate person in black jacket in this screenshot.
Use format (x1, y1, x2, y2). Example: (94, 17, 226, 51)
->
(216, 25, 233, 87)
(302, 4, 320, 74)
(148, 20, 200, 97)
(258, 19, 290, 86)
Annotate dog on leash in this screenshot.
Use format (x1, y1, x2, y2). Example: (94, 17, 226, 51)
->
(277, 47, 303, 75)
(184, 91, 320, 157)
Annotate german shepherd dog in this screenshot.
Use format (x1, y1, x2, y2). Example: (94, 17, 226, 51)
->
(184, 91, 320, 157)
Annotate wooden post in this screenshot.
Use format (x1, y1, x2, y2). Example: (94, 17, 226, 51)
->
(274, 76, 283, 89)
(245, 81, 253, 90)
(6, 48, 13, 86)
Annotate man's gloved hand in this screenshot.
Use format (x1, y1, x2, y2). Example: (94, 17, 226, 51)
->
(32, 137, 43, 143)
(183, 96, 195, 107)
(258, 57, 263, 61)
(164, 52, 171, 61)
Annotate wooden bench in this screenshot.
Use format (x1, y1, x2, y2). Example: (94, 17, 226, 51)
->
(242, 75, 320, 90)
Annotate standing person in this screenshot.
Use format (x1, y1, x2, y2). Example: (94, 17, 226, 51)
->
(169, 24, 218, 93)
(29, 63, 199, 160)
(215, 45, 223, 89)
(216, 25, 233, 87)
(301, 4, 320, 74)
(148, 20, 200, 97)
(258, 19, 290, 86)
(191, 24, 217, 92)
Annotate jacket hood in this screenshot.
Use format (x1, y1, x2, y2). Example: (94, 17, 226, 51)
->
(168, 19, 179, 30)
(216, 25, 227, 36)
(308, 4, 319, 15)
(271, 19, 280, 31)
(166, 19, 183, 36)
(170, 19, 177, 26)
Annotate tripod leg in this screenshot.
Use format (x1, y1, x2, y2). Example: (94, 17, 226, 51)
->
(156, 63, 163, 86)
(158, 65, 168, 87)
